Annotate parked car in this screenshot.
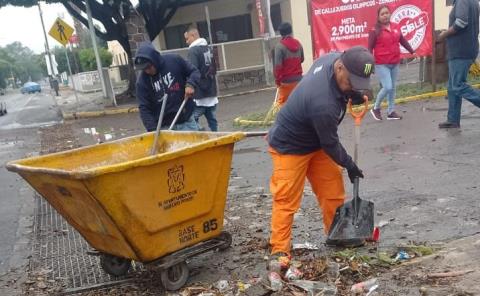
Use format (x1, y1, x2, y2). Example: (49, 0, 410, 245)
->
(21, 82, 41, 94)
(0, 102, 6, 116)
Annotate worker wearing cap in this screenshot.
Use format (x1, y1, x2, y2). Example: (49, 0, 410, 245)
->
(134, 42, 201, 131)
(267, 46, 375, 270)
(273, 22, 304, 107)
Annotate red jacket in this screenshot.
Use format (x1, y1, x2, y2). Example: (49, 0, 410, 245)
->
(273, 36, 304, 85)
(368, 24, 414, 65)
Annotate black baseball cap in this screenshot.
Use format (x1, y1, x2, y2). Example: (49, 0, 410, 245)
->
(340, 46, 375, 90)
(134, 56, 152, 71)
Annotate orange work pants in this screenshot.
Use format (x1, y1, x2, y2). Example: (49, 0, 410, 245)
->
(269, 147, 345, 255)
(276, 81, 299, 106)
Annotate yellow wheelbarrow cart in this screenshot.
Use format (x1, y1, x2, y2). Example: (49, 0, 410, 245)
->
(7, 131, 248, 290)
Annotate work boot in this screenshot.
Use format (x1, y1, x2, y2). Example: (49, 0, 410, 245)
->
(387, 111, 402, 120)
(438, 121, 460, 129)
(325, 238, 365, 248)
(267, 252, 291, 273)
(370, 108, 382, 121)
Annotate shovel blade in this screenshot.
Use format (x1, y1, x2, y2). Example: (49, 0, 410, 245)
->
(327, 197, 374, 241)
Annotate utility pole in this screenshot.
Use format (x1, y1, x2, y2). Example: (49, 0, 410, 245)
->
(37, 2, 55, 79)
(85, 0, 108, 99)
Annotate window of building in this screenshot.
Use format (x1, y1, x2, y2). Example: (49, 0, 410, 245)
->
(198, 14, 253, 44)
(164, 24, 191, 49)
(271, 3, 282, 32)
(446, 0, 454, 5)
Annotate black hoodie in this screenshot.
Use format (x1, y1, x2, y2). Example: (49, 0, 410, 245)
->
(135, 43, 200, 131)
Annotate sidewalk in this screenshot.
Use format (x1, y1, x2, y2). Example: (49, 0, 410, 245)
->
(55, 87, 138, 118)
(55, 84, 277, 120)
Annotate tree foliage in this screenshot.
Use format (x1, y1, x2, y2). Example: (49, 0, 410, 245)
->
(0, 0, 210, 97)
(0, 42, 45, 87)
(52, 46, 82, 74)
(78, 47, 112, 71)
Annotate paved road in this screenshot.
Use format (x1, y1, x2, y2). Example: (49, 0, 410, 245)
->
(0, 88, 62, 278)
(0, 88, 61, 130)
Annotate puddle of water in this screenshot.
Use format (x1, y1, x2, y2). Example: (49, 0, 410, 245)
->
(83, 127, 118, 144)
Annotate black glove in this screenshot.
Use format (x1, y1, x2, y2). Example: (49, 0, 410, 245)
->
(347, 164, 364, 183)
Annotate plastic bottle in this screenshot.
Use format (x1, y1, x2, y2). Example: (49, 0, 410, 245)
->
(268, 272, 283, 291)
(351, 278, 378, 294)
(285, 266, 303, 281)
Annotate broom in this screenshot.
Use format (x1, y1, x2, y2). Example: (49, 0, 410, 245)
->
(263, 88, 281, 125)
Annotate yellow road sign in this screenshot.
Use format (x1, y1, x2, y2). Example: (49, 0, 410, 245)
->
(48, 18, 74, 46)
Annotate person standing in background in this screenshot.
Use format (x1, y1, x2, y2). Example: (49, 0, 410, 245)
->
(273, 22, 304, 107)
(437, 0, 480, 128)
(185, 27, 219, 131)
(368, 5, 415, 121)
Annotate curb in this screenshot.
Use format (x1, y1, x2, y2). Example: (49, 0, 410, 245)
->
(61, 86, 277, 120)
(61, 106, 139, 120)
(233, 86, 459, 127)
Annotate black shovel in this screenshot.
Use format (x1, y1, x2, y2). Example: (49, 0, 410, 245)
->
(327, 96, 374, 243)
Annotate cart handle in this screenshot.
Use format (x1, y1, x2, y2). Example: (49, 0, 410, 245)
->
(348, 95, 369, 126)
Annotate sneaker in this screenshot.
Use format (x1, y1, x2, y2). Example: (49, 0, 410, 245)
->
(370, 108, 382, 121)
(387, 111, 402, 120)
(325, 238, 366, 248)
(267, 252, 291, 272)
(438, 121, 460, 129)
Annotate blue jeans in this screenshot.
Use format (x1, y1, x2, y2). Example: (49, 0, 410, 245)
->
(374, 64, 399, 114)
(163, 115, 199, 131)
(193, 105, 218, 131)
(447, 59, 480, 124)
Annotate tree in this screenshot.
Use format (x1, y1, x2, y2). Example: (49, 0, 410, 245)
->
(78, 47, 112, 71)
(76, 23, 108, 49)
(53, 46, 82, 74)
(0, 0, 210, 99)
(60, 0, 210, 99)
(0, 60, 9, 89)
(0, 42, 46, 85)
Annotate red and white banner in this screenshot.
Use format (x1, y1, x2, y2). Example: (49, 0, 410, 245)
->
(311, 0, 433, 58)
(256, 0, 265, 36)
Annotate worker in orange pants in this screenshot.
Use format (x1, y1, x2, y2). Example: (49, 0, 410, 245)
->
(269, 147, 345, 255)
(266, 46, 375, 272)
(273, 22, 304, 107)
(276, 81, 299, 106)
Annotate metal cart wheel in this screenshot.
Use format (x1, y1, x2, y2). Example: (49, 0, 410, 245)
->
(218, 231, 232, 251)
(100, 254, 131, 276)
(160, 261, 189, 291)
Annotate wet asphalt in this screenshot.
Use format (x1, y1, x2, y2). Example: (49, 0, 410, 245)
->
(1, 86, 480, 293)
(0, 88, 62, 276)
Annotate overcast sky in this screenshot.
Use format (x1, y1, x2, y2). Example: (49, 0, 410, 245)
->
(0, 3, 74, 53)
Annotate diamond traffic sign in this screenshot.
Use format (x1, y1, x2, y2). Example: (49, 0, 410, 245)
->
(48, 18, 74, 46)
